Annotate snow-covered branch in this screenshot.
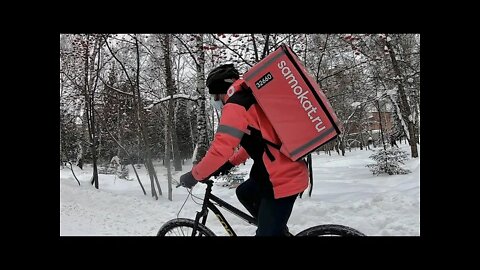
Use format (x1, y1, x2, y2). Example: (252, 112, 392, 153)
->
(99, 77, 134, 97)
(146, 94, 198, 109)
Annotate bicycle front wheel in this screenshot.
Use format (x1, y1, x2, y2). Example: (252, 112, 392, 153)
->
(157, 218, 216, 237)
(295, 224, 366, 236)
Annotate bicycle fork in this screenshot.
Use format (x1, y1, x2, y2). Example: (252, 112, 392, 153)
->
(192, 205, 210, 236)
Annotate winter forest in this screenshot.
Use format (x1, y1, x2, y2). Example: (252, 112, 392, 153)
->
(60, 34, 420, 236)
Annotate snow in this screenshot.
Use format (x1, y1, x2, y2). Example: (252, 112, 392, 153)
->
(60, 144, 420, 236)
(386, 89, 397, 96)
(350, 102, 361, 107)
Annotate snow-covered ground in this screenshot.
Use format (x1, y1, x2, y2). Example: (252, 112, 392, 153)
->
(60, 143, 420, 236)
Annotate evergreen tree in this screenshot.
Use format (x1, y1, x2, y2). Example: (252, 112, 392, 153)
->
(366, 147, 411, 175)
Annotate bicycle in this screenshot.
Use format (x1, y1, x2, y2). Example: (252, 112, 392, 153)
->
(157, 179, 366, 236)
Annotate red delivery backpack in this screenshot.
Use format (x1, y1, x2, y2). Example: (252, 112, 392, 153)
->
(242, 44, 342, 162)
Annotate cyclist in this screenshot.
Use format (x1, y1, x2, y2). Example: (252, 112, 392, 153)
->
(179, 64, 309, 236)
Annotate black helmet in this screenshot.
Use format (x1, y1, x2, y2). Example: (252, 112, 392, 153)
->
(206, 64, 240, 94)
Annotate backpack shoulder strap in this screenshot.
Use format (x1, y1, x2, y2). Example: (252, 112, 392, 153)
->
(246, 125, 281, 162)
(226, 89, 256, 110)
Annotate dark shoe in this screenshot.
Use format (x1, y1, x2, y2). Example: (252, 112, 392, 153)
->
(283, 226, 293, 236)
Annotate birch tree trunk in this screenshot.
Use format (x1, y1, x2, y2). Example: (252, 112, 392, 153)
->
(194, 34, 209, 164)
(164, 111, 173, 201)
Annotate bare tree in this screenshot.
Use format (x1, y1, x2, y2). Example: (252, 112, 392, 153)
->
(63, 34, 104, 189)
(383, 34, 419, 158)
(104, 34, 163, 199)
(160, 33, 180, 201)
(162, 34, 182, 172)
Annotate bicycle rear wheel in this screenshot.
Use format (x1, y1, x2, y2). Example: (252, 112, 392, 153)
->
(157, 218, 216, 237)
(295, 224, 366, 236)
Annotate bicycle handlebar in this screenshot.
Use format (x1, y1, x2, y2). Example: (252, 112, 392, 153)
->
(176, 179, 214, 188)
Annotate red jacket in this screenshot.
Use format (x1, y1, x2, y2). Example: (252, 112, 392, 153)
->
(192, 79, 308, 199)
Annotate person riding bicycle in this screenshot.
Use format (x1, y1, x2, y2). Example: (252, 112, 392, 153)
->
(179, 63, 309, 236)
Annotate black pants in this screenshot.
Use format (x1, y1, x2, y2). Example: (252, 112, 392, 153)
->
(236, 178, 297, 236)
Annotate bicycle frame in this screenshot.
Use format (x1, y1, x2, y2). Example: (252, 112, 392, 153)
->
(168, 180, 365, 237)
(192, 180, 257, 236)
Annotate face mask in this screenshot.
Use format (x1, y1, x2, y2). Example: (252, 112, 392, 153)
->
(211, 95, 224, 111)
